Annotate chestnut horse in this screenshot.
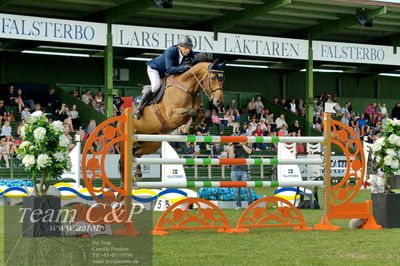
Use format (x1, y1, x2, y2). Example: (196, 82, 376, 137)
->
(119, 60, 225, 185)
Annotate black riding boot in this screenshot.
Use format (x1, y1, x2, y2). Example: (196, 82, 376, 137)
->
(134, 89, 152, 119)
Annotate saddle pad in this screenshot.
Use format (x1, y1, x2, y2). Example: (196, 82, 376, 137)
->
(134, 82, 167, 107)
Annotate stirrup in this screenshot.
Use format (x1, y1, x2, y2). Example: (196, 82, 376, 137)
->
(134, 109, 142, 119)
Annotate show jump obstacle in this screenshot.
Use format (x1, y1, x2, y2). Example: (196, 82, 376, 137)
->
(77, 107, 381, 236)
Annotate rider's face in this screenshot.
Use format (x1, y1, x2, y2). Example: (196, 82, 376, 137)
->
(179, 45, 191, 56)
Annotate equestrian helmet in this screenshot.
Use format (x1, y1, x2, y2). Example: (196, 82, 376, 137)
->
(178, 35, 193, 48)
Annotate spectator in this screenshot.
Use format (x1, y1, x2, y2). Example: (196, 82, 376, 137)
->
(350, 116, 360, 136)
(340, 113, 350, 127)
(391, 103, 400, 120)
(93, 91, 104, 109)
(58, 103, 70, 124)
(63, 130, 75, 151)
(289, 98, 297, 113)
(222, 111, 232, 129)
(248, 117, 257, 133)
(252, 124, 263, 150)
(375, 103, 382, 115)
(229, 110, 240, 134)
(280, 98, 289, 109)
(381, 103, 387, 116)
(17, 120, 26, 138)
(238, 123, 247, 135)
(381, 113, 389, 125)
(263, 124, 272, 136)
(97, 102, 105, 114)
(74, 126, 85, 141)
(259, 118, 267, 132)
(365, 128, 376, 144)
(261, 108, 269, 118)
(211, 109, 224, 135)
(339, 103, 349, 116)
(0, 137, 10, 168)
(357, 114, 368, 135)
(278, 124, 288, 137)
(297, 99, 305, 114)
(212, 142, 223, 158)
(375, 127, 384, 137)
(313, 113, 323, 132)
(266, 113, 275, 128)
(1, 121, 12, 142)
(7, 86, 24, 112)
(365, 103, 375, 120)
(86, 119, 97, 136)
(34, 103, 42, 112)
(16, 88, 35, 111)
(272, 97, 279, 105)
(346, 101, 353, 114)
(81, 90, 93, 105)
(275, 114, 287, 130)
(299, 110, 306, 119)
(183, 142, 196, 158)
(69, 104, 80, 130)
(0, 100, 10, 127)
(6, 137, 17, 156)
(247, 97, 257, 118)
(20, 106, 31, 122)
(245, 123, 253, 136)
(113, 95, 122, 116)
(228, 139, 253, 209)
(47, 88, 60, 111)
(314, 101, 324, 115)
(227, 98, 238, 111)
(289, 120, 301, 136)
(255, 96, 264, 118)
(197, 123, 209, 136)
(71, 90, 79, 98)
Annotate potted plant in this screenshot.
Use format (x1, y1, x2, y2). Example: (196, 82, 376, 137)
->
(17, 111, 72, 237)
(369, 118, 400, 228)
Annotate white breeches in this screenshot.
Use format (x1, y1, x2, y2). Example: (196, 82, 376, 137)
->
(147, 66, 161, 93)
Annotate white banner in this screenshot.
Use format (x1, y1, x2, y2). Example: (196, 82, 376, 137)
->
(0, 13, 106, 45)
(314, 41, 400, 66)
(1, 13, 400, 66)
(161, 141, 186, 183)
(113, 24, 308, 60)
(298, 155, 350, 177)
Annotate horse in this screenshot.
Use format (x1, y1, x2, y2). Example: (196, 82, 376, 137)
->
(118, 59, 226, 186)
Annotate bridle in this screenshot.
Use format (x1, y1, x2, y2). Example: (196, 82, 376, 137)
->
(168, 63, 224, 101)
(191, 66, 224, 101)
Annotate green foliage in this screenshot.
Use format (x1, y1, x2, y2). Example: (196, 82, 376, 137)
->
(16, 112, 72, 195)
(371, 119, 400, 178)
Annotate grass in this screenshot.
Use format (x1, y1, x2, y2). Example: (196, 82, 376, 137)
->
(1, 189, 400, 265)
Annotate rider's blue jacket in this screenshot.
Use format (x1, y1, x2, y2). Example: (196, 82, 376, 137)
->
(147, 45, 195, 78)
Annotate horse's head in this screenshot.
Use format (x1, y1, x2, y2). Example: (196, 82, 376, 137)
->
(201, 60, 226, 107)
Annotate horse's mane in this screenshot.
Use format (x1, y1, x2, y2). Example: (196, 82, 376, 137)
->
(190, 52, 213, 67)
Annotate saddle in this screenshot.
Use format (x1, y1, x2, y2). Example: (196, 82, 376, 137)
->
(134, 79, 167, 108)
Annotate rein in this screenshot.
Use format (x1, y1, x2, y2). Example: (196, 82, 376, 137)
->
(166, 64, 223, 101)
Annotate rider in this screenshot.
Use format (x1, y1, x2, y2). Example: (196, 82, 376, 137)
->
(133, 35, 195, 119)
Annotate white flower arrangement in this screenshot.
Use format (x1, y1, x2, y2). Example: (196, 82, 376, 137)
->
(17, 112, 72, 196)
(371, 119, 400, 192)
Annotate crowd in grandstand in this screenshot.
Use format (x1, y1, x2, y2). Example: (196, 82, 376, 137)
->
(0, 83, 399, 167)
